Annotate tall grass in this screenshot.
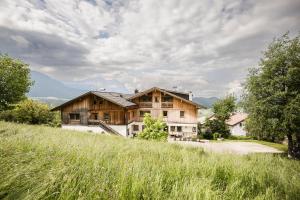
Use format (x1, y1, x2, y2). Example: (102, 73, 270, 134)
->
(0, 121, 299, 200)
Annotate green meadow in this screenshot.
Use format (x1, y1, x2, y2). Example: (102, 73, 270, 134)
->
(0, 121, 299, 200)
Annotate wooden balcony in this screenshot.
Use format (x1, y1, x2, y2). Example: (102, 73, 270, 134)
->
(139, 102, 152, 108)
(161, 102, 173, 108)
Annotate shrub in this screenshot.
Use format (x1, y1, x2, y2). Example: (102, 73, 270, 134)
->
(228, 135, 253, 140)
(0, 99, 60, 127)
(137, 113, 168, 141)
(213, 132, 220, 140)
(204, 119, 230, 139)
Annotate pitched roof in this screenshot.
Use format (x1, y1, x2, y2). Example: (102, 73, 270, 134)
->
(92, 91, 136, 107)
(51, 91, 136, 111)
(226, 113, 248, 126)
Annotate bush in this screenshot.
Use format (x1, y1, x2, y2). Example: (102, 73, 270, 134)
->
(213, 133, 220, 140)
(0, 99, 60, 127)
(228, 135, 253, 140)
(203, 130, 213, 140)
(137, 113, 168, 141)
(204, 119, 230, 139)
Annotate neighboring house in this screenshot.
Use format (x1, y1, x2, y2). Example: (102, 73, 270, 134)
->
(204, 112, 248, 136)
(226, 113, 248, 136)
(52, 87, 204, 137)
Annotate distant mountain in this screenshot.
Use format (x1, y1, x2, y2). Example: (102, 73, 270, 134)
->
(28, 71, 85, 99)
(193, 97, 219, 108)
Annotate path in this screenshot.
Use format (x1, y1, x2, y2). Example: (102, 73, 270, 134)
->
(169, 141, 283, 155)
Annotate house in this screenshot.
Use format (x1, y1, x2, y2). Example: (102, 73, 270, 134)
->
(202, 112, 248, 136)
(226, 112, 248, 136)
(51, 87, 204, 137)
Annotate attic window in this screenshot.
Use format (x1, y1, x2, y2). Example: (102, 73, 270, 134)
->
(161, 95, 173, 102)
(140, 95, 152, 102)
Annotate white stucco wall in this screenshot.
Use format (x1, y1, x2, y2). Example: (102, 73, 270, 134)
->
(229, 122, 247, 136)
(109, 125, 127, 137)
(62, 125, 106, 134)
(62, 125, 128, 137)
(127, 122, 197, 137)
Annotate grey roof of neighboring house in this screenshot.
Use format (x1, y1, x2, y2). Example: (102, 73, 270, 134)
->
(91, 91, 136, 107)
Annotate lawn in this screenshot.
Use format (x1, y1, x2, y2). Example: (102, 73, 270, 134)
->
(0, 121, 299, 200)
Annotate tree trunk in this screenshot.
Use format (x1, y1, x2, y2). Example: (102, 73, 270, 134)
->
(287, 133, 294, 158)
(287, 133, 300, 159)
(294, 134, 300, 160)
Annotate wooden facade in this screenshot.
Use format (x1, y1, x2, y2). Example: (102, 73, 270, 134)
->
(127, 90, 198, 124)
(61, 94, 127, 125)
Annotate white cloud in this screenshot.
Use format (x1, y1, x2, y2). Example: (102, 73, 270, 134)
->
(0, 0, 299, 97)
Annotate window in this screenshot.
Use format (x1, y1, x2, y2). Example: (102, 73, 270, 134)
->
(163, 111, 168, 117)
(164, 126, 168, 132)
(93, 100, 97, 105)
(177, 126, 182, 132)
(155, 96, 159, 102)
(140, 94, 152, 102)
(142, 125, 145, 130)
(91, 113, 98, 120)
(140, 110, 150, 117)
(180, 111, 185, 118)
(239, 122, 243, 127)
(192, 127, 196, 132)
(133, 125, 139, 131)
(161, 95, 173, 102)
(70, 113, 80, 120)
(170, 126, 175, 131)
(104, 112, 110, 121)
(132, 111, 135, 117)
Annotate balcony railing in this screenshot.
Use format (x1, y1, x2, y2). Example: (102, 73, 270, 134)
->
(139, 102, 152, 108)
(161, 102, 173, 108)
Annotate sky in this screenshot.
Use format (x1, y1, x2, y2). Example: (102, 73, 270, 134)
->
(0, 0, 299, 97)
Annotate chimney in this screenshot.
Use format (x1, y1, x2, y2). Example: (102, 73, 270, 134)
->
(134, 89, 139, 94)
(189, 91, 193, 101)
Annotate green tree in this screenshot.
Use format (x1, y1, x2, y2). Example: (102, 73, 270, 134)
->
(205, 95, 235, 138)
(0, 55, 32, 110)
(243, 33, 300, 159)
(204, 118, 229, 138)
(213, 95, 236, 121)
(138, 113, 168, 141)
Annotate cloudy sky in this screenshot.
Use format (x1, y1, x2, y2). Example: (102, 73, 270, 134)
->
(0, 0, 299, 97)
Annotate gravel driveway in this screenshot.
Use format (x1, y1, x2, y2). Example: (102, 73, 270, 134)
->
(170, 141, 283, 155)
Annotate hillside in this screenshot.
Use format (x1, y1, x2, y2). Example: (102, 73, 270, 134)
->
(0, 122, 299, 199)
(28, 71, 84, 99)
(193, 97, 219, 108)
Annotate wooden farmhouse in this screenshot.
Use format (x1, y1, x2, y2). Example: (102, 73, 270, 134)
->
(52, 87, 204, 137)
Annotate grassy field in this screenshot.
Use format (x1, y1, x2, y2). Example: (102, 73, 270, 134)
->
(0, 121, 299, 199)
